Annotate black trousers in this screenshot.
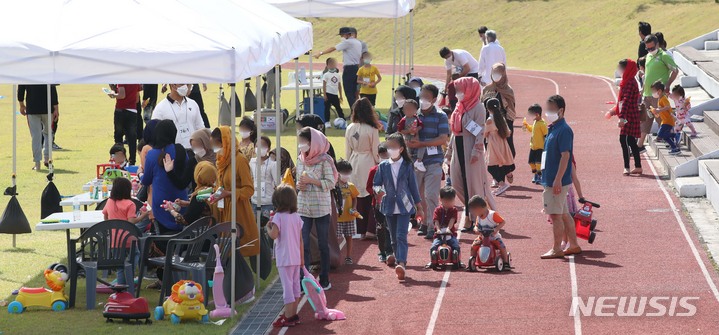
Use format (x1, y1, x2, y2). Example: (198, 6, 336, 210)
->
(324, 93, 345, 120)
(342, 64, 359, 111)
(488, 164, 516, 183)
(114, 109, 137, 165)
(136, 102, 144, 142)
(620, 135, 642, 169)
(360, 93, 377, 106)
(506, 120, 516, 158)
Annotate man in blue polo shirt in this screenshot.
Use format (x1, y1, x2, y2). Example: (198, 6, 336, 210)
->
(540, 95, 581, 259)
(407, 84, 449, 239)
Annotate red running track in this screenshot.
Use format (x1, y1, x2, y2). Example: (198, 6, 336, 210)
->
(269, 67, 719, 335)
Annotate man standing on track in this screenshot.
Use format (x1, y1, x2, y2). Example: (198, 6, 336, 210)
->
(540, 95, 581, 259)
(477, 30, 507, 86)
(638, 34, 678, 153)
(439, 47, 480, 88)
(314, 27, 363, 111)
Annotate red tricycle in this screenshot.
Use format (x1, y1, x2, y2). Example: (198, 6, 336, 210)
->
(468, 229, 511, 272)
(429, 230, 462, 270)
(574, 198, 599, 244)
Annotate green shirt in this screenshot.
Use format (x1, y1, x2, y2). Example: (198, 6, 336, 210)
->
(643, 50, 677, 97)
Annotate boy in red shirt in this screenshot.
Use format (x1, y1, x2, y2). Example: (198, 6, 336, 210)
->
(425, 187, 461, 268)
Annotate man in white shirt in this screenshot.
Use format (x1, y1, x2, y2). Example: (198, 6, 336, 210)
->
(477, 30, 507, 86)
(350, 27, 368, 54)
(314, 27, 363, 111)
(151, 84, 206, 149)
(477, 26, 489, 46)
(439, 47, 480, 87)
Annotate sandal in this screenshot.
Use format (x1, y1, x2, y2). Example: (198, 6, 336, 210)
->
(506, 173, 514, 184)
(345, 257, 353, 265)
(623, 168, 630, 176)
(540, 249, 565, 259)
(272, 315, 296, 328)
(630, 168, 643, 175)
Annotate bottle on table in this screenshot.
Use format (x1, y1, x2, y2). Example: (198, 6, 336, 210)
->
(73, 198, 81, 221)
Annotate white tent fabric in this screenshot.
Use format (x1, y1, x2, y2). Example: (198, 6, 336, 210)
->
(0, 0, 312, 84)
(266, 0, 415, 18)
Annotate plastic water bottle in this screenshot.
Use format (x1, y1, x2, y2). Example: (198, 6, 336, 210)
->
(72, 198, 81, 221)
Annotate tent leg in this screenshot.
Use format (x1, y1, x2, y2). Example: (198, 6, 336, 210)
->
(309, 51, 314, 116)
(275, 65, 281, 181)
(254, 76, 262, 288)
(409, 9, 414, 79)
(392, 18, 397, 93)
(229, 83, 237, 313)
(295, 58, 300, 118)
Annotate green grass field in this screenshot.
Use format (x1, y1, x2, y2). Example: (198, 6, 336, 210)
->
(0, 0, 717, 332)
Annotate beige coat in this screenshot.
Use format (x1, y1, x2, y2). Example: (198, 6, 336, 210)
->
(448, 102, 497, 214)
(345, 122, 380, 198)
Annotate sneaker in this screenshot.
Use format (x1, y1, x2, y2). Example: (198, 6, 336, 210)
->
(413, 161, 427, 172)
(638, 146, 647, 154)
(491, 180, 498, 188)
(52, 142, 62, 151)
(272, 315, 296, 328)
(665, 144, 670, 149)
(493, 183, 510, 196)
(669, 148, 681, 155)
(386, 254, 396, 267)
(417, 226, 427, 236)
(460, 227, 471, 233)
(378, 254, 387, 263)
(424, 262, 435, 269)
(325, 121, 331, 129)
(319, 278, 332, 291)
(506, 173, 514, 184)
(424, 234, 433, 240)
(395, 265, 406, 281)
(345, 257, 353, 265)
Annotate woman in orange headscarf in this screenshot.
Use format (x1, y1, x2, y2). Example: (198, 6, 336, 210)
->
(210, 126, 258, 257)
(449, 77, 497, 231)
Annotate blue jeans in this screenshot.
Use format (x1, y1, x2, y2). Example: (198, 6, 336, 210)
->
(386, 214, 411, 264)
(302, 215, 330, 280)
(657, 124, 678, 150)
(430, 236, 460, 252)
(117, 247, 139, 285)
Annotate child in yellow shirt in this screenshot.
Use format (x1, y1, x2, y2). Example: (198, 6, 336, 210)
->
(335, 159, 360, 264)
(649, 81, 680, 155)
(356, 52, 382, 106)
(523, 104, 548, 184)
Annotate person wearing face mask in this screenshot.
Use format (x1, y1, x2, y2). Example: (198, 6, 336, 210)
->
(540, 95, 581, 259)
(608, 59, 643, 175)
(322, 57, 346, 126)
(165, 161, 218, 227)
(161, 127, 218, 193)
(238, 117, 257, 160)
(408, 77, 425, 97)
(439, 47, 480, 88)
(356, 52, 382, 106)
(210, 126, 259, 258)
(638, 34, 678, 153)
(407, 84, 450, 238)
(313, 27, 363, 111)
(477, 30, 506, 86)
(296, 127, 339, 290)
(250, 136, 280, 221)
(481, 63, 517, 162)
(637, 21, 652, 60)
(334, 159, 360, 264)
(449, 78, 498, 232)
(296, 114, 336, 160)
(387, 85, 419, 136)
(346, 98, 381, 239)
(151, 84, 206, 150)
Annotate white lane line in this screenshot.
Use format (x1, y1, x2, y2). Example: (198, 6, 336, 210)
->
(425, 229, 463, 335)
(568, 255, 582, 335)
(275, 238, 347, 335)
(513, 73, 560, 94)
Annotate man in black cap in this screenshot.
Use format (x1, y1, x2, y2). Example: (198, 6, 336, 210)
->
(314, 27, 363, 110)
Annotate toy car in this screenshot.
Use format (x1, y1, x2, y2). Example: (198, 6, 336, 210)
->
(155, 280, 209, 324)
(468, 229, 511, 272)
(101, 278, 152, 325)
(8, 265, 68, 313)
(429, 230, 461, 270)
(574, 198, 599, 244)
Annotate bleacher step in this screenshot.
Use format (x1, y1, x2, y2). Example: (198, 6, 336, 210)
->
(675, 176, 706, 197)
(683, 122, 719, 158)
(649, 136, 697, 179)
(704, 110, 719, 135)
(706, 41, 719, 51)
(699, 160, 719, 215)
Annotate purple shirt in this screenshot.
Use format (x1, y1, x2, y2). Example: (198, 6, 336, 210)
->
(272, 212, 303, 267)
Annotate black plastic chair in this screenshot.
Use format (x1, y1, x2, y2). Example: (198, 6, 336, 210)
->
(136, 216, 215, 297)
(68, 220, 142, 309)
(157, 222, 241, 307)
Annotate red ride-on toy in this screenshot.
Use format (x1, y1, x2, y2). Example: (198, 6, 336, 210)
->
(100, 278, 152, 324)
(574, 198, 599, 244)
(429, 230, 462, 270)
(468, 229, 511, 272)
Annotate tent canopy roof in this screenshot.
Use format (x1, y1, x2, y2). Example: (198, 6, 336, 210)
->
(265, 0, 415, 18)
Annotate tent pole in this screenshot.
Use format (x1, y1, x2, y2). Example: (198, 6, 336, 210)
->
(218, 84, 223, 126)
(295, 58, 300, 119)
(46, 84, 52, 174)
(12, 85, 17, 248)
(402, 16, 407, 83)
(275, 65, 281, 182)
(409, 9, 414, 79)
(254, 76, 262, 287)
(392, 18, 397, 92)
(229, 83, 237, 313)
(309, 52, 314, 116)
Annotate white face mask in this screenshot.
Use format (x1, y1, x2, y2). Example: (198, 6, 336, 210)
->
(298, 143, 310, 153)
(649, 49, 658, 56)
(193, 148, 206, 158)
(213, 146, 222, 154)
(652, 92, 660, 99)
(395, 99, 406, 108)
(339, 174, 351, 182)
(491, 72, 503, 83)
(420, 99, 432, 110)
(387, 148, 401, 160)
(259, 147, 268, 157)
(456, 92, 465, 101)
(176, 85, 189, 97)
(239, 131, 251, 139)
(545, 111, 560, 124)
(414, 87, 421, 96)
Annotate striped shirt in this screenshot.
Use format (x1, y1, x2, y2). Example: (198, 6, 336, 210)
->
(297, 159, 336, 218)
(418, 106, 450, 166)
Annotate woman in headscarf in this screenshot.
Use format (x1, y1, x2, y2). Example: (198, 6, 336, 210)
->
(386, 85, 418, 136)
(345, 97, 381, 239)
(449, 77, 497, 231)
(271, 147, 295, 180)
(165, 161, 218, 226)
(613, 59, 642, 175)
(209, 126, 258, 257)
(163, 128, 215, 192)
(481, 63, 517, 162)
(141, 120, 189, 234)
(297, 127, 338, 290)
(190, 128, 216, 164)
(297, 113, 336, 160)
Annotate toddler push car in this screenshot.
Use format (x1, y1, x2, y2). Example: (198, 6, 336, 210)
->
(8, 265, 68, 313)
(574, 198, 599, 244)
(429, 230, 462, 270)
(101, 278, 152, 324)
(468, 229, 511, 272)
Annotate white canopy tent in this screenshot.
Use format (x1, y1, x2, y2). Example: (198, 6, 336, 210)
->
(0, 0, 312, 312)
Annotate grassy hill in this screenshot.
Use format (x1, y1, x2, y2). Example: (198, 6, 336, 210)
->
(306, 0, 719, 76)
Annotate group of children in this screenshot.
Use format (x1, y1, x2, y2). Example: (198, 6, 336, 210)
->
(650, 81, 694, 155)
(322, 54, 382, 127)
